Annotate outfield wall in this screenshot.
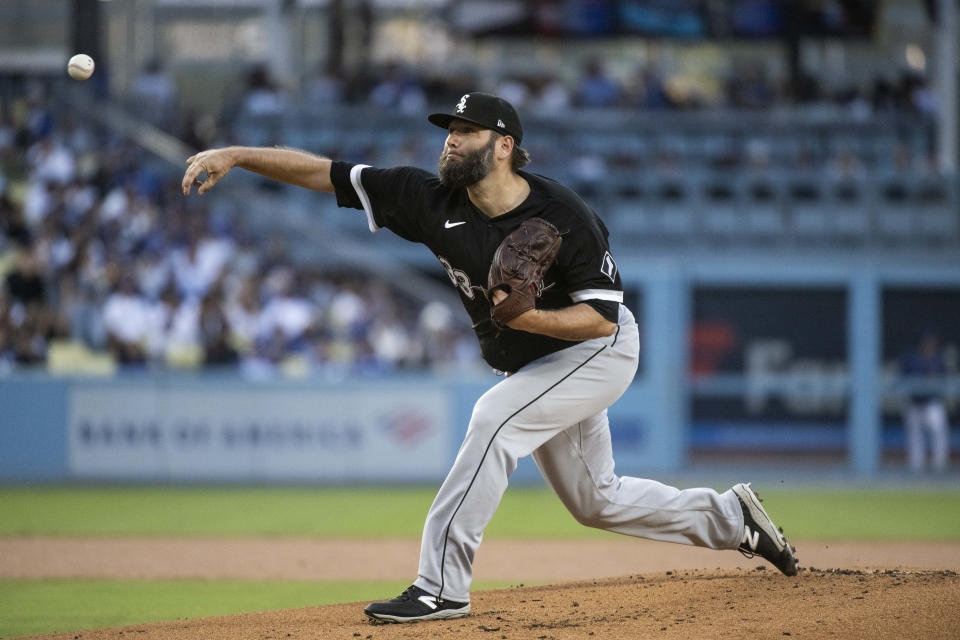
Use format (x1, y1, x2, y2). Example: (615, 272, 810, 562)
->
(3, 371, 957, 484)
(0, 374, 664, 483)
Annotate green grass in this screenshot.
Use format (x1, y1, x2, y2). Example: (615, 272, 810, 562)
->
(757, 491, 960, 541)
(0, 579, 515, 638)
(0, 486, 438, 538)
(1, 486, 959, 541)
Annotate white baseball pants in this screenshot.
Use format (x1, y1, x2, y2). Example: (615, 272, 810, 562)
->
(904, 400, 950, 472)
(414, 305, 744, 603)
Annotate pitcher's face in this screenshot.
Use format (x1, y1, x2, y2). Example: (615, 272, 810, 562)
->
(438, 121, 497, 188)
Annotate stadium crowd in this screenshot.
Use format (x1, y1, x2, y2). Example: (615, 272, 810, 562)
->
(0, 49, 946, 376)
(0, 85, 480, 377)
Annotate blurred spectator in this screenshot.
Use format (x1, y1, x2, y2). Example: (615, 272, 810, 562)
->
(1, 195, 31, 248)
(368, 307, 413, 370)
(574, 59, 623, 108)
(367, 63, 426, 114)
(304, 64, 347, 106)
(64, 177, 98, 224)
(22, 179, 60, 227)
(529, 73, 572, 113)
(130, 59, 178, 131)
(4, 245, 46, 309)
(904, 73, 937, 118)
(34, 209, 76, 275)
(67, 242, 109, 349)
(135, 244, 172, 301)
(198, 286, 238, 366)
(143, 282, 194, 366)
(170, 222, 234, 299)
(225, 275, 263, 355)
(900, 331, 950, 473)
(240, 65, 289, 117)
(726, 61, 775, 110)
(178, 108, 220, 152)
(98, 180, 133, 225)
(785, 71, 822, 105)
(0, 289, 13, 370)
(9, 296, 56, 365)
(417, 300, 480, 372)
(20, 83, 54, 144)
(495, 75, 533, 109)
(629, 64, 672, 110)
(102, 274, 150, 365)
(834, 87, 872, 121)
(242, 325, 289, 380)
(0, 110, 16, 164)
(257, 265, 316, 354)
(27, 136, 76, 186)
(3, 244, 56, 366)
(870, 76, 897, 114)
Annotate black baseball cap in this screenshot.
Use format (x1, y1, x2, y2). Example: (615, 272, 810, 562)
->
(428, 92, 523, 144)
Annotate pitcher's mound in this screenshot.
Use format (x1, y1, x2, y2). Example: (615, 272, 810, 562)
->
(29, 568, 960, 640)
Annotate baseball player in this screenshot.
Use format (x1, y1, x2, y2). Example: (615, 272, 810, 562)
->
(182, 92, 798, 623)
(901, 331, 951, 472)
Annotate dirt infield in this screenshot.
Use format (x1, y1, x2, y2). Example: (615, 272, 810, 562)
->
(9, 538, 960, 639)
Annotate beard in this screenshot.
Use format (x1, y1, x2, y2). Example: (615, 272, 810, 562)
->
(438, 135, 497, 188)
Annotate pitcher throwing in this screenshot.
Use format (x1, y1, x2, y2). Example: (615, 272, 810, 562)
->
(182, 92, 798, 624)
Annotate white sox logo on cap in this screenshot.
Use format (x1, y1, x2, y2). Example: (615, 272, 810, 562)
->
(428, 92, 524, 144)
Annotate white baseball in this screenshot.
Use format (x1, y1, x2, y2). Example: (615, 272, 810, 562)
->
(67, 54, 95, 81)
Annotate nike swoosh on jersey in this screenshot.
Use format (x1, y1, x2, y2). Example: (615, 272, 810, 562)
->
(444, 220, 467, 229)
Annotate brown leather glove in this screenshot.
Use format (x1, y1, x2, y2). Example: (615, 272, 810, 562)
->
(487, 217, 563, 329)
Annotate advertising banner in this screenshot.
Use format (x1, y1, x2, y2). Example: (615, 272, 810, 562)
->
(68, 385, 451, 482)
(690, 286, 848, 452)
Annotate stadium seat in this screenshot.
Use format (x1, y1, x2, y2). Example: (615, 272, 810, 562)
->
(654, 179, 697, 244)
(701, 179, 741, 241)
(47, 340, 117, 376)
(830, 180, 870, 245)
(787, 177, 831, 244)
(875, 176, 921, 244)
(742, 179, 785, 242)
(915, 177, 959, 245)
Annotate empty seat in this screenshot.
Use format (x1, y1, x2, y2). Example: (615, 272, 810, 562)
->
(701, 181, 740, 238)
(742, 180, 785, 240)
(830, 180, 870, 243)
(915, 177, 959, 244)
(787, 181, 830, 241)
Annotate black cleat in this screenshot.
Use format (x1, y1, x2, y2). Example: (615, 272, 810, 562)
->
(733, 482, 799, 576)
(364, 585, 470, 623)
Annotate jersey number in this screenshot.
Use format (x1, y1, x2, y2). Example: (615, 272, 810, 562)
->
(438, 256, 475, 299)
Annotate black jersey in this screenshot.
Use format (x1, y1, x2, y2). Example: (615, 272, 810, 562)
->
(330, 161, 623, 373)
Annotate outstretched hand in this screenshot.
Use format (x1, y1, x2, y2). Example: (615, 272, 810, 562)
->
(182, 148, 234, 196)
